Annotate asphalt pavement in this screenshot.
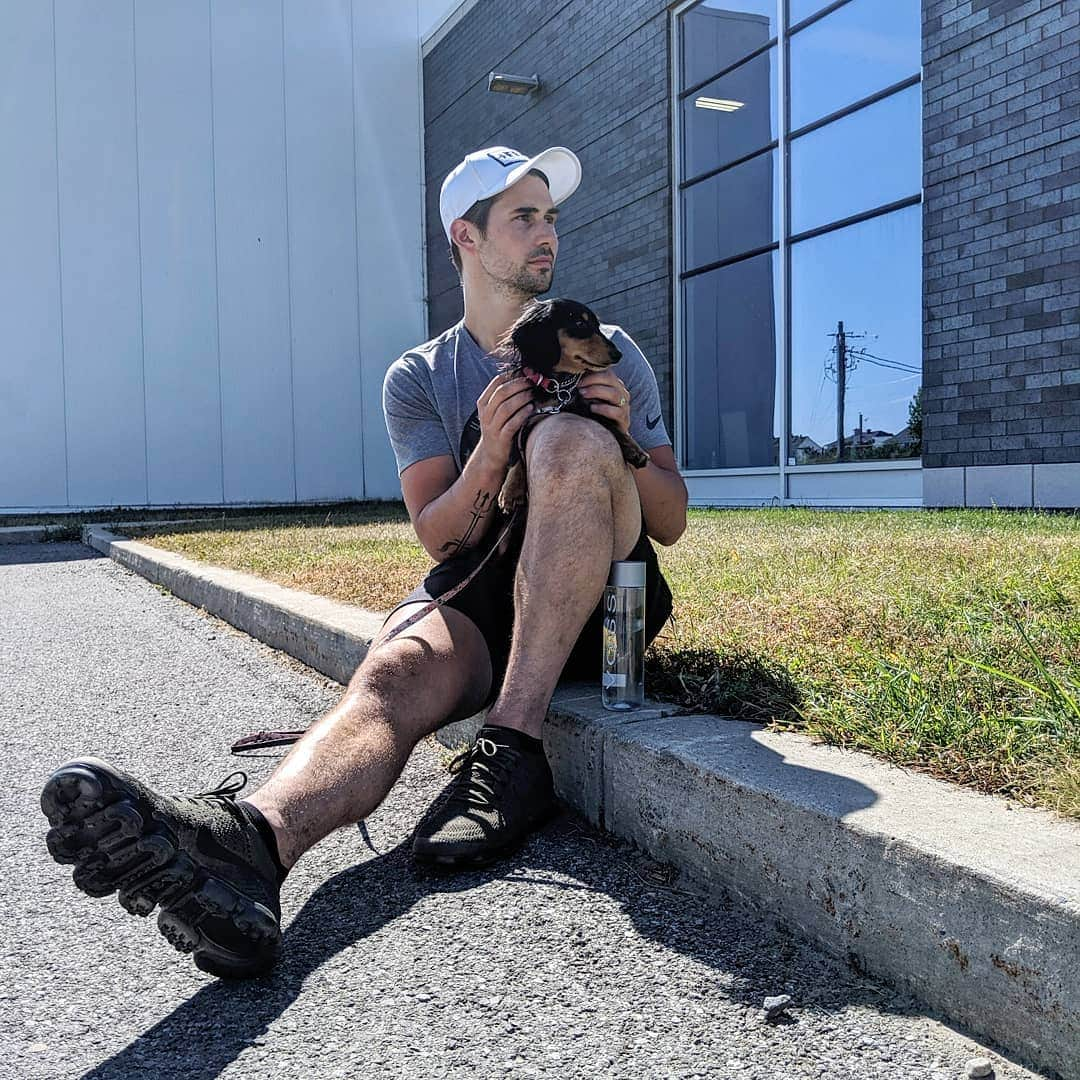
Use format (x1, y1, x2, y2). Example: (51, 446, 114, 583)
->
(0, 541, 1048, 1080)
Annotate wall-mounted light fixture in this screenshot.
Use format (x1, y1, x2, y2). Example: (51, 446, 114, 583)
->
(695, 96, 744, 112)
(488, 71, 541, 95)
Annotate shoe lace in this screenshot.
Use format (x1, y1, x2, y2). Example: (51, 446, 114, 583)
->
(184, 770, 249, 815)
(445, 736, 520, 810)
(195, 770, 248, 799)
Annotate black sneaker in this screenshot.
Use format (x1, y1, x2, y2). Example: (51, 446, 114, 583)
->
(412, 726, 559, 869)
(41, 757, 282, 979)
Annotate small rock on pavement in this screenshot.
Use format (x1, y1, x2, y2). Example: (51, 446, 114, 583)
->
(762, 994, 792, 1022)
(965, 1058, 993, 1078)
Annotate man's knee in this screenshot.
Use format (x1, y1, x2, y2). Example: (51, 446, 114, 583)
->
(525, 413, 625, 482)
(349, 644, 423, 701)
(346, 618, 491, 725)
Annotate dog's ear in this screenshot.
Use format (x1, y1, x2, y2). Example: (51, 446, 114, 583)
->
(491, 332, 521, 372)
(510, 305, 560, 374)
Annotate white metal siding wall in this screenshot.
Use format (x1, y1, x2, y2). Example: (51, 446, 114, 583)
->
(0, 0, 426, 511)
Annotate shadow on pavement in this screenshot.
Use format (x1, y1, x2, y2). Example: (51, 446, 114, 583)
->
(80, 771, 903, 1080)
(0, 541, 103, 568)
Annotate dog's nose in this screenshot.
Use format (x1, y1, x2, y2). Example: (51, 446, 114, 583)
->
(608, 344, 622, 362)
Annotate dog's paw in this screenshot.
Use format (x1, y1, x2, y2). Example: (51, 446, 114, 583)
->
(498, 465, 528, 514)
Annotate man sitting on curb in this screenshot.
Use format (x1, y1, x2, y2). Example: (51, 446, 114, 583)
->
(40, 145, 688, 979)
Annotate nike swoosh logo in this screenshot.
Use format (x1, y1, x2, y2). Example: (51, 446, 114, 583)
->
(646, 413, 661, 430)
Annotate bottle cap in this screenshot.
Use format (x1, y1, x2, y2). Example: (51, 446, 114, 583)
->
(608, 560, 646, 587)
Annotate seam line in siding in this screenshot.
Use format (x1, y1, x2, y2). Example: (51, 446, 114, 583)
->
(349, 1, 366, 499)
(52, 0, 70, 508)
(281, 0, 298, 503)
(208, 0, 226, 504)
(132, 0, 150, 506)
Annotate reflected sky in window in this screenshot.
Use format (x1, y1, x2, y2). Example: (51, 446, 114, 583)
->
(789, 0, 920, 129)
(790, 205, 921, 456)
(790, 84, 921, 235)
(788, 0, 830, 25)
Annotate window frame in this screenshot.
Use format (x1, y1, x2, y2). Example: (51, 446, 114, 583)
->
(671, 0, 923, 480)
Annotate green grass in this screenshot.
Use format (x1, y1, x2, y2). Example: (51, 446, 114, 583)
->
(131, 504, 1079, 818)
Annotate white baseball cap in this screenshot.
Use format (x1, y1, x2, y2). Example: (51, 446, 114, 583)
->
(439, 146, 582, 242)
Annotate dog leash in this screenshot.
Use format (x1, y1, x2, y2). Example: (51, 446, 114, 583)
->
(229, 508, 521, 756)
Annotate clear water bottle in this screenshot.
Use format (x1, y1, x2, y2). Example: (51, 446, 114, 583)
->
(601, 561, 646, 710)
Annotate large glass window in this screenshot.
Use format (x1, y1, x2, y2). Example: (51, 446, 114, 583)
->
(676, 0, 922, 474)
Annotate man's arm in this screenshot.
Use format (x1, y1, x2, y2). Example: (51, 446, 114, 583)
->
(580, 364, 688, 546)
(401, 449, 505, 561)
(632, 443, 688, 546)
(401, 372, 535, 561)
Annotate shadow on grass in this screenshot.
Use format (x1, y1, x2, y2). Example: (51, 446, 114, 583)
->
(648, 645, 805, 724)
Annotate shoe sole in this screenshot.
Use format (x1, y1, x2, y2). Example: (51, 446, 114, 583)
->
(411, 800, 561, 872)
(41, 758, 280, 979)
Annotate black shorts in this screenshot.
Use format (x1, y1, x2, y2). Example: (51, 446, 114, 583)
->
(386, 518, 673, 706)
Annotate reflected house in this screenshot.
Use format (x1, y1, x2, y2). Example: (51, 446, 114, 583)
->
(890, 426, 919, 451)
(791, 435, 823, 464)
(823, 429, 894, 449)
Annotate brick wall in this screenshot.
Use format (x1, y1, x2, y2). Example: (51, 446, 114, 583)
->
(422, 0, 675, 425)
(922, 0, 1080, 469)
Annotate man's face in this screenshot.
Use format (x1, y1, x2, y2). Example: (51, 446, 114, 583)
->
(470, 173, 559, 296)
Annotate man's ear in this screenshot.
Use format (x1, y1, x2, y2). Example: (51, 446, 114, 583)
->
(450, 218, 479, 254)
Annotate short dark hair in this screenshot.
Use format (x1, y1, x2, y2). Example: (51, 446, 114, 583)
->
(449, 168, 550, 274)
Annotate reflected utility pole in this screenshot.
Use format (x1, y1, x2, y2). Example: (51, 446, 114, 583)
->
(826, 320, 867, 462)
(836, 322, 846, 461)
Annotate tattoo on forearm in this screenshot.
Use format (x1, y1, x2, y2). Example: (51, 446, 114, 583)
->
(438, 489, 493, 555)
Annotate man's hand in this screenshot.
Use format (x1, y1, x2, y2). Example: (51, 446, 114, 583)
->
(474, 372, 536, 470)
(579, 370, 631, 434)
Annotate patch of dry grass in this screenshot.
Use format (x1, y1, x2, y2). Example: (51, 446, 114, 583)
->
(136, 504, 1079, 818)
(135, 505, 430, 611)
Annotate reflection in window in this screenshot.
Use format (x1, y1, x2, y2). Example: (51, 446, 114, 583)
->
(789, 0, 920, 130)
(681, 0, 778, 88)
(788, 0, 831, 26)
(682, 149, 778, 271)
(684, 251, 780, 469)
(682, 46, 777, 180)
(789, 206, 921, 464)
(790, 84, 920, 234)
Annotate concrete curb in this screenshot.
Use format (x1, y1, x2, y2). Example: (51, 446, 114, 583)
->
(60, 523, 1080, 1078)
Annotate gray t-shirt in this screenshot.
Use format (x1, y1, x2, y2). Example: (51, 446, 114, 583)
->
(382, 319, 671, 476)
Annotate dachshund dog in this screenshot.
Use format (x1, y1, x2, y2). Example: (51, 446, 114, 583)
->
(493, 298, 650, 514)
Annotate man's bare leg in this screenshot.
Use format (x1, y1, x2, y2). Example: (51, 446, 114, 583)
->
(245, 604, 493, 868)
(252, 415, 637, 865)
(485, 412, 643, 739)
